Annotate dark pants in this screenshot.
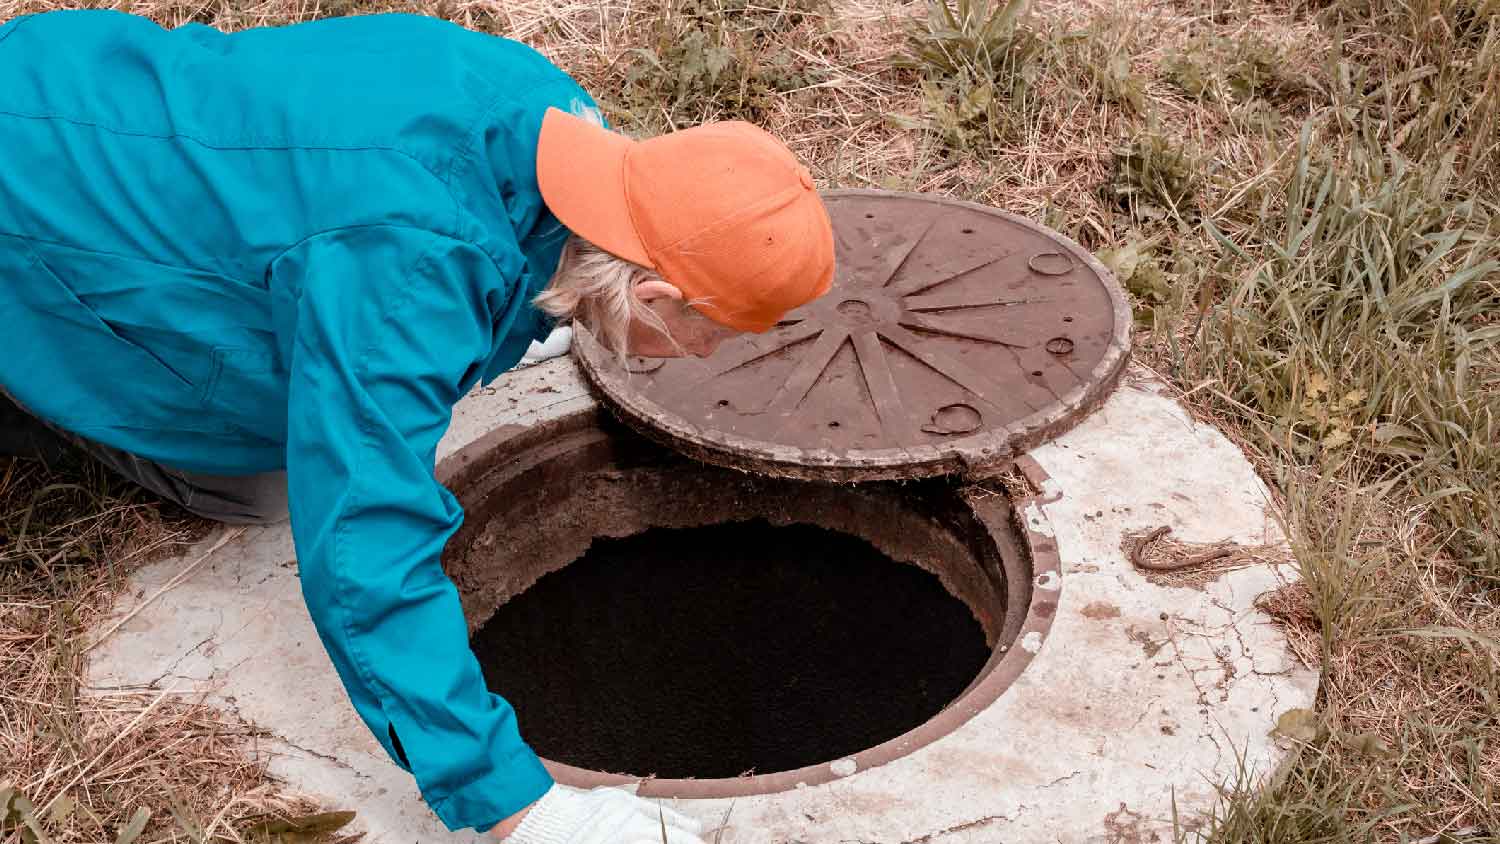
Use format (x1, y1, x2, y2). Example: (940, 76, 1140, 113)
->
(1, 390, 288, 525)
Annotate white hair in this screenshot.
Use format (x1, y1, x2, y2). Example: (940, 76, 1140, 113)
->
(532, 101, 676, 357)
(533, 235, 673, 357)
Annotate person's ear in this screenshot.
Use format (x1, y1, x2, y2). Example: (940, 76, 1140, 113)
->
(635, 279, 684, 304)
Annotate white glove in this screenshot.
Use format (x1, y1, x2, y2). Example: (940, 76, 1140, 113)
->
(503, 784, 707, 844)
(518, 325, 573, 368)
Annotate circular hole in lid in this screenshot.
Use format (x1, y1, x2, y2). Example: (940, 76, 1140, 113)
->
(1063, 316, 1075, 323)
(961, 228, 975, 234)
(625, 356, 665, 374)
(1031, 371, 1044, 377)
(1028, 252, 1074, 276)
(921, 403, 983, 436)
(716, 400, 730, 408)
(864, 213, 875, 219)
(828, 421, 841, 428)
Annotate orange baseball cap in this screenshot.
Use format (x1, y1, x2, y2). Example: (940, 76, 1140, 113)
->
(536, 108, 835, 333)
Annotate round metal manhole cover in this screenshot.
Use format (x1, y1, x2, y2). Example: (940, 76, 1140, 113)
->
(574, 189, 1132, 481)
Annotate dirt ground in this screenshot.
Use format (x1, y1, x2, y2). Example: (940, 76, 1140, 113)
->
(2, 0, 1497, 841)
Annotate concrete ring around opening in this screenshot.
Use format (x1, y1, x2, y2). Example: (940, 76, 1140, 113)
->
(435, 407, 1063, 799)
(86, 358, 1318, 843)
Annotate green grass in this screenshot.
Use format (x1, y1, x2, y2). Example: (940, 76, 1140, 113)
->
(606, 0, 827, 131)
(898, 0, 1498, 836)
(1100, 131, 1202, 222)
(1316, 0, 1500, 191)
(1116, 0, 1500, 833)
(902, 0, 1044, 149)
(1163, 32, 1308, 105)
(1182, 123, 1499, 572)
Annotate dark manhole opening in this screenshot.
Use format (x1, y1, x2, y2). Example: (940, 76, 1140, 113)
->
(471, 520, 991, 780)
(441, 409, 1039, 791)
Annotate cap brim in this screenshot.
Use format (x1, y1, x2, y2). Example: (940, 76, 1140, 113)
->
(536, 108, 653, 268)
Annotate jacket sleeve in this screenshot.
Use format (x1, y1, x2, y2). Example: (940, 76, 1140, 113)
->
(277, 225, 552, 831)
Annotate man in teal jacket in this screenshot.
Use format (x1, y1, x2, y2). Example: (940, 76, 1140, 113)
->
(0, 9, 833, 841)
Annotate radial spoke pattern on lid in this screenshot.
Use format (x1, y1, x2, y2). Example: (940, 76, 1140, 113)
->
(574, 189, 1132, 482)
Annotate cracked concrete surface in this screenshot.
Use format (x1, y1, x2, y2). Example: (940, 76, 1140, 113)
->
(86, 360, 1315, 843)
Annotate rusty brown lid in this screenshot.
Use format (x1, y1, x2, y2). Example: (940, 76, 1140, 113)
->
(572, 189, 1131, 482)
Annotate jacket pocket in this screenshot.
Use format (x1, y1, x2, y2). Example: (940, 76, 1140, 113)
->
(1, 235, 220, 432)
(200, 346, 289, 441)
(23, 246, 197, 390)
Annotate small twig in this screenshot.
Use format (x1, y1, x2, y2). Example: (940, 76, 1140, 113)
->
(714, 800, 736, 844)
(86, 527, 245, 652)
(200, 793, 244, 844)
(1412, 826, 1487, 844)
(1129, 525, 1236, 572)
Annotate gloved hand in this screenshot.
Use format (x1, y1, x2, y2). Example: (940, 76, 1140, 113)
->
(518, 325, 573, 368)
(501, 784, 707, 844)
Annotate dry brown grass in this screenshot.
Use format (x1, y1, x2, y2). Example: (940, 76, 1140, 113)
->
(1268, 477, 1500, 839)
(1, 0, 1497, 841)
(1, 460, 334, 843)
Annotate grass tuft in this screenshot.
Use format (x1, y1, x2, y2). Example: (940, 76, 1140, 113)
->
(1164, 33, 1309, 105)
(903, 0, 1044, 149)
(1317, 0, 1500, 190)
(608, 0, 827, 131)
(1187, 124, 1499, 578)
(1101, 132, 1201, 222)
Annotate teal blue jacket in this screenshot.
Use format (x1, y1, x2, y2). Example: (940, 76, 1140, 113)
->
(0, 10, 594, 830)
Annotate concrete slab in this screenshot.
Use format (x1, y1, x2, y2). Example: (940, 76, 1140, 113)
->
(85, 360, 1315, 843)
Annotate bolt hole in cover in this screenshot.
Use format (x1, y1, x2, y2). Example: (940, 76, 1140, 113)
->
(574, 189, 1132, 481)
